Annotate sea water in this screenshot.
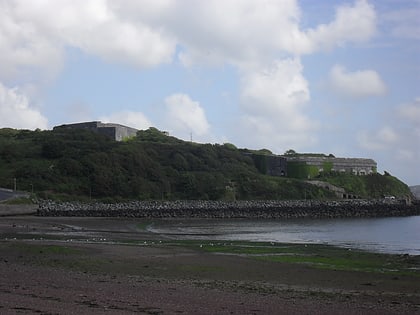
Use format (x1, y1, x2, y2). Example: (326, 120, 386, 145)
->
(148, 215, 420, 255)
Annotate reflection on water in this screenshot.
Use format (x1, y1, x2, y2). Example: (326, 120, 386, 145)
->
(148, 216, 420, 255)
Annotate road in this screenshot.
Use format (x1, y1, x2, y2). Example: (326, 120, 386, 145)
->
(0, 189, 15, 201)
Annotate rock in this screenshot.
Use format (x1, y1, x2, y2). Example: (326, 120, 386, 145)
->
(37, 199, 420, 219)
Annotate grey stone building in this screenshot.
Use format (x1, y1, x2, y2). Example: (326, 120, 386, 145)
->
(285, 155, 377, 175)
(53, 121, 138, 141)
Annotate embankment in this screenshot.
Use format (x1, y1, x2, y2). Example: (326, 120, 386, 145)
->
(0, 204, 38, 216)
(37, 199, 420, 219)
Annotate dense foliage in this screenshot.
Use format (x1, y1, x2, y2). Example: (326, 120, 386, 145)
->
(319, 172, 410, 198)
(0, 127, 410, 201)
(0, 128, 333, 201)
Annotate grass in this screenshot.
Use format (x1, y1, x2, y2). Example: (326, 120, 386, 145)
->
(163, 240, 420, 276)
(1, 197, 35, 205)
(136, 221, 154, 231)
(2, 238, 419, 277)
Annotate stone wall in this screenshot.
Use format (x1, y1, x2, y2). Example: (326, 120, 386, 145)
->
(286, 156, 377, 176)
(265, 155, 287, 176)
(38, 199, 420, 219)
(247, 154, 287, 177)
(54, 121, 138, 141)
(97, 123, 138, 141)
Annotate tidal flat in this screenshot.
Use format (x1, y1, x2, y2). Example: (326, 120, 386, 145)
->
(0, 216, 419, 314)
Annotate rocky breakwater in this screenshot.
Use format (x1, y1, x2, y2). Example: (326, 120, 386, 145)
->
(37, 199, 420, 219)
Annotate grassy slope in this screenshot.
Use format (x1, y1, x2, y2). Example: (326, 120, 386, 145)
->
(318, 173, 411, 198)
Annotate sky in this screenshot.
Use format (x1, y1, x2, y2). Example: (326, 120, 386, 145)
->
(0, 0, 419, 185)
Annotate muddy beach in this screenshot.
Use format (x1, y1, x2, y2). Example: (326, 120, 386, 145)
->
(1, 215, 419, 314)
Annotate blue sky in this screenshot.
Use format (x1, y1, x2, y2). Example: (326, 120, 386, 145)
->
(0, 0, 419, 185)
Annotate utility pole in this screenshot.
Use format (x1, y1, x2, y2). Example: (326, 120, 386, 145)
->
(190, 132, 193, 143)
(13, 178, 16, 191)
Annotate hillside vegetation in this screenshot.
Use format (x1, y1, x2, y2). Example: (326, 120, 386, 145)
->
(0, 127, 411, 201)
(318, 173, 410, 199)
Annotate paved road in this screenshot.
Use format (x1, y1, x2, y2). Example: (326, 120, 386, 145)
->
(0, 189, 15, 201)
(0, 188, 36, 216)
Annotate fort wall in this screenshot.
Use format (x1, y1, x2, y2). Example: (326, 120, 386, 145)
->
(285, 156, 377, 176)
(53, 121, 138, 141)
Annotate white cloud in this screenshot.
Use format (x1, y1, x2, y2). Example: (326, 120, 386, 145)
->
(0, 83, 48, 129)
(173, 0, 306, 66)
(357, 98, 420, 184)
(398, 97, 420, 124)
(164, 93, 210, 139)
(307, 0, 376, 51)
(100, 110, 152, 130)
(237, 58, 317, 151)
(175, 0, 377, 66)
(241, 59, 309, 115)
(0, 0, 176, 84)
(329, 65, 387, 98)
(0, 1, 64, 82)
(0, 0, 380, 137)
(382, 7, 420, 40)
(358, 126, 399, 151)
(0, 0, 378, 79)
(237, 115, 317, 153)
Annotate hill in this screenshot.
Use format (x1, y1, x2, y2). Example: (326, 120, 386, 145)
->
(0, 127, 412, 201)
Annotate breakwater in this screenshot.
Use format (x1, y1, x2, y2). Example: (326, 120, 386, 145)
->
(37, 199, 420, 219)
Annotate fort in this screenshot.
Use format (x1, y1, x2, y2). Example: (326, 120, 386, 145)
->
(53, 121, 138, 141)
(247, 154, 288, 177)
(249, 153, 377, 180)
(285, 155, 377, 178)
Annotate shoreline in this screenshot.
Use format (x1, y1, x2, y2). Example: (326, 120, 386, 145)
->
(1, 215, 419, 314)
(38, 199, 420, 219)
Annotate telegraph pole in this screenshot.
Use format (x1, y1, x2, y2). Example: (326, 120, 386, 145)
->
(13, 178, 16, 191)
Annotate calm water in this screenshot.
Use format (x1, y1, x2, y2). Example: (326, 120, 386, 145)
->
(148, 216, 420, 255)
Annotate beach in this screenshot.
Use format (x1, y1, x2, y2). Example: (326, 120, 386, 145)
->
(0, 215, 419, 314)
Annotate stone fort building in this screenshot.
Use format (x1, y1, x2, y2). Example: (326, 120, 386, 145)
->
(54, 121, 138, 141)
(285, 155, 377, 176)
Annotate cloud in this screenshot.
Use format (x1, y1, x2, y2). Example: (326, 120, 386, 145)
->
(1, 0, 380, 137)
(329, 65, 387, 98)
(0, 1, 64, 82)
(0, 83, 48, 129)
(358, 126, 399, 151)
(100, 110, 152, 130)
(307, 0, 376, 51)
(173, 0, 305, 66)
(240, 59, 309, 115)
(175, 0, 377, 66)
(382, 7, 420, 40)
(398, 97, 420, 124)
(236, 58, 317, 151)
(1, 0, 378, 79)
(0, 0, 176, 84)
(164, 93, 210, 139)
(357, 98, 420, 184)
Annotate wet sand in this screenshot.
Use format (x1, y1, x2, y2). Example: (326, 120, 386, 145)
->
(1, 216, 419, 314)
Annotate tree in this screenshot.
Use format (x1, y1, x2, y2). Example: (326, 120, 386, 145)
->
(284, 149, 297, 156)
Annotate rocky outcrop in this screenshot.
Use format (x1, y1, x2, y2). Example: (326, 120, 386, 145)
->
(38, 199, 420, 219)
